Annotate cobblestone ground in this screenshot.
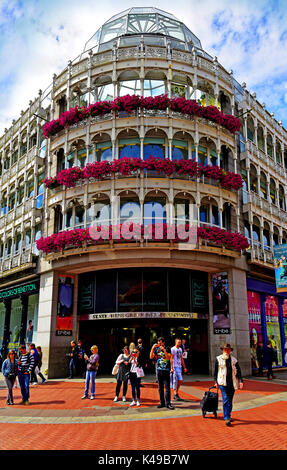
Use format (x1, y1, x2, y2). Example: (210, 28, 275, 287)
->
(0, 374, 286, 451)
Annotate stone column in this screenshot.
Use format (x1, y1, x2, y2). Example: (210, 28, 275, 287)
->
(209, 268, 251, 377)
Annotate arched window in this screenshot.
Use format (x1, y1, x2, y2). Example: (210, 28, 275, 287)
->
(247, 117, 255, 142)
(200, 198, 219, 226)
(260, 171, 267, 199)
(143, 193, 167, 226)
(36, 173, 44, 209)
(144, 130, 166, 160)
(120, 193, 140, 224)
(91, 133, 113, 162)
(116, 129, 140, 160)
(266, 133, 273, 159)
(257, 126, 264, 151)
(93, 197, 111, 226)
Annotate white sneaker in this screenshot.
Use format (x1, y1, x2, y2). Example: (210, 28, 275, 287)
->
(113, 396, 118, 402)
(122, 396, 126, 402)
(136, 400, 141, 407)
(130, 400, 136, 406)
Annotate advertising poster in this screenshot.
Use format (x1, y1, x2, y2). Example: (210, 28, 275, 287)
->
(274, 244, 287, 292)
(265, 295, 282, 366)
(247, 291, 263, 370)
(56, 275, 74, 336)
(212, 272, 230, 334)
(282, 299, 287, 365)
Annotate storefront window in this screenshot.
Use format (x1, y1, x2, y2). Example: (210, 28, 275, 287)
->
(8, 298, 22, 349)
(0, 302, 5, 347)
(27, 294, 39, 345)
(265, 295, 282, 366)
(118, 269, 142, 312)
(143, 269, 167, 311)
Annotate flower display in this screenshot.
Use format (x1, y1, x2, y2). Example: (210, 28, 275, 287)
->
(42, 94, 241, 138)
(44, 156, 243, 191)
(36, 224, 249, 254)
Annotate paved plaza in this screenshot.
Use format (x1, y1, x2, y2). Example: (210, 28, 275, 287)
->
(0, 371, 286, 451)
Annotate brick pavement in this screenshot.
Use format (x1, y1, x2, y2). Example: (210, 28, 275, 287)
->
(0, 374, 286, 450)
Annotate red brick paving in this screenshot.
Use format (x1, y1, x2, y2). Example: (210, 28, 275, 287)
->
(0, 379, 286, 450)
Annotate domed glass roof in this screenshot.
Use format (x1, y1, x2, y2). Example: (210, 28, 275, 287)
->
(83, 7, 202, 53)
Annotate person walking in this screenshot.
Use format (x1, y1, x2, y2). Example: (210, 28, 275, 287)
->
(113, 346, 131, 402)
(265, 341, 277, 380)
(150, 337, 174, 410)
(214, 343, 243, 426)
(68, 340, 79, 378)
(129, 346, 142, 407)
(1, 350, 18, 405)
(170, 338, 187, 401)
(17, 344, 35, 405)
(78, 339, 86, 378)
(35, 346, 46, 383)
(256, 341, 265, 377)
(137, 338, 147, 387)
(29, 343, 39, 384)
(82, 345, 99, 400)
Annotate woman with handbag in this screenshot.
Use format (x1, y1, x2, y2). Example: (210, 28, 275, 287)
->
(129, 346, 143, 407)
(2, 350, 18, 405)
(113, 346, 131, 402)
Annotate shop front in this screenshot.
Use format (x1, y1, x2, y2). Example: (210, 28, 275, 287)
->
(0, 279, 39, 358)
(247, 277, 287, 373)
(78, 267, 209, 374)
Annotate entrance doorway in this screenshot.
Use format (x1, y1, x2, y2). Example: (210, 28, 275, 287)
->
(79, 318, 209, 375)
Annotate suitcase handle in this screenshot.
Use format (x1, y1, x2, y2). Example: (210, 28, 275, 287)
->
(209, 385, 218, 392)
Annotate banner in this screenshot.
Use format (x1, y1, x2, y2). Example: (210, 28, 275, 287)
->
(212, 272, 230, 334)
(265, 295, 282, 366)
(274, 244, 287, 292)
(247, 291, 263, 370)
(56, 275, 74, 336)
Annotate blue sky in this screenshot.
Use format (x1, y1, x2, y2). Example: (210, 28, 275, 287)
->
(0, 0, 287, 134)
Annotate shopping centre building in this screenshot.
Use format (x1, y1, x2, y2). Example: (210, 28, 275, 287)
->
(0, 7, 286, 377)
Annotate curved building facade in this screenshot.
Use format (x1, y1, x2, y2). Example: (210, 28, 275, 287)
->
(1, 8, 287, 377)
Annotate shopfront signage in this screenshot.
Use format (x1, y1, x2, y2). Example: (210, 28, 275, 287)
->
(0, 281, 39, 300)
(80, 311, 208, 321)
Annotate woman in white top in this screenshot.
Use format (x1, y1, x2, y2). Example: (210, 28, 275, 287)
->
(128, 346, 142, 407)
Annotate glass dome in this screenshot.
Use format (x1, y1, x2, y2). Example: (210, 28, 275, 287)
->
(83, 7, 203, 53)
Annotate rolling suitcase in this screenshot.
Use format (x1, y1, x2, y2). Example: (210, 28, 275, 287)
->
(200, 386, 218, 418)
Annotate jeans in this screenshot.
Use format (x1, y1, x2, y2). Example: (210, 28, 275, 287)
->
(157, 369, 171, 406)
(4, 376, 16, 403)
(219, 385, 235, 420)
(18, 372, 30, 402)
(69, 358, 78, 377)
(129, 372, 141, 401)
(84, 371, 97, 397)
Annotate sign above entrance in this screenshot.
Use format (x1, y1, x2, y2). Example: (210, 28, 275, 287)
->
(0, 281, 39, 300)
(80, 311, 208, 321)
